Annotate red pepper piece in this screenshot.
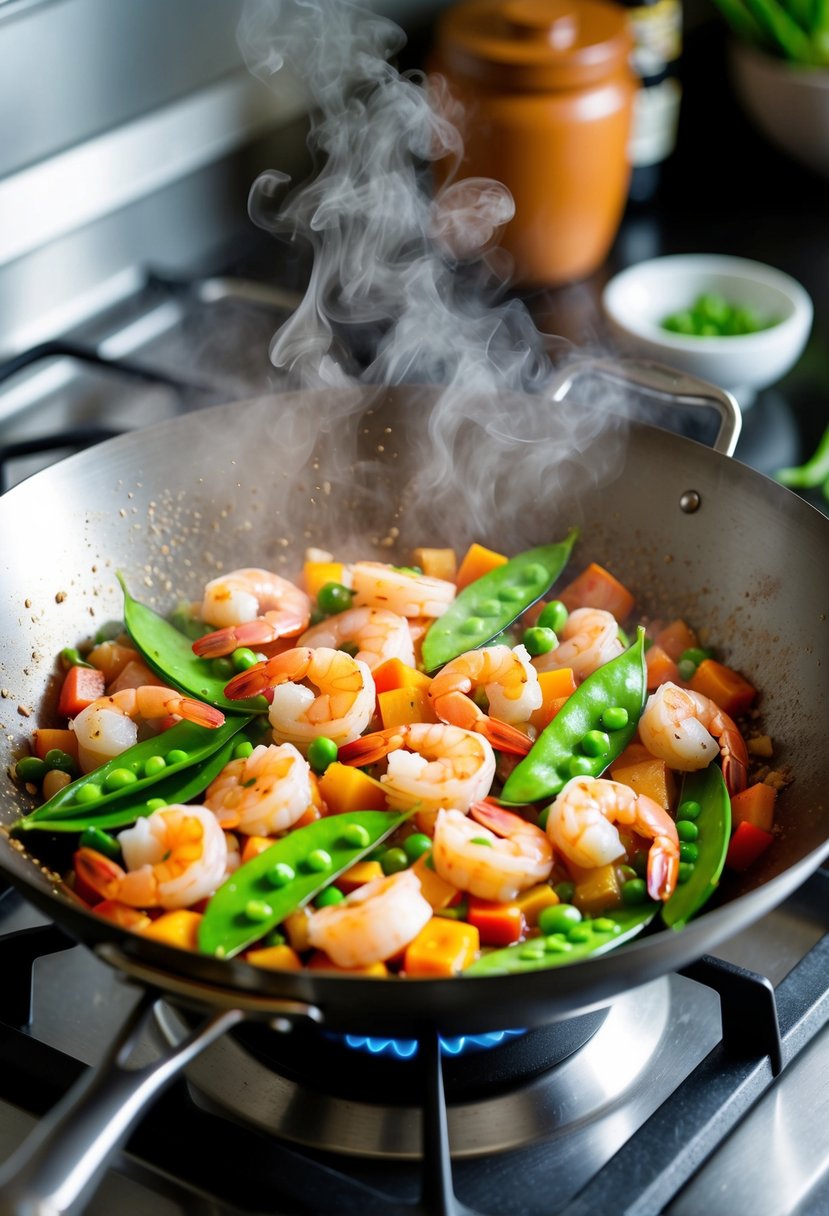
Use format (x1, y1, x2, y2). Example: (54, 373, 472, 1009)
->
(725, 821, 774, 872)
(57, 666, 106, 719)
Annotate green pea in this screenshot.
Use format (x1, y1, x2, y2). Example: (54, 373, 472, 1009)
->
(553, 881, 575, 903)
(522, 563, 548, 586)
(74, 783, 103, 805)
(43, 749, 77, 775)
(79, 826, 122, 861)
(543, 935, 573, 953)
(15, 756, 48, 784)
(680, 841, 699, 863)
(678, 799, 701, 820)
(676, 819, 700, 842)
(315, 886, 345, 908)
(580, 729, 611, 758)
(677, 658, 697, 682)
(265, 862, 296, 888)
(538, 903, 582, 935)
(621, 877, 649, 905)
(305, 848, 332, 873)
(617, 864, 638, 882)
(233, 741, 254, 760)
(317, 582, 354, 615)
(566, 755, 595, 778)
(519, 942, 547, 961)
(592, 917, 619, 933)
(567, 923, 593, 943)
(232, 648, 259, 672)
(143, 755, 167, 778)
(677, 862, 695, 885)
(146, 797, 168, 812)
(245, 899, 273, 922)
(478, 599, 503, 617)
(403, 833, 432, 863)
(381, 847, 409, 875)
(601, 706, 629, 731)
(211, 657, 234, 680)
(308, 736, 338, 774)
(523, 626, 557, 656)
(461, 616, 486, 636)
(537, 600, 568, 633)
(103, 768, 138, 792)
(340, 823, 371, 849)
(262, 929, 287, 947)
(498, 586, 527, 604)
(166, 749, 189, 766)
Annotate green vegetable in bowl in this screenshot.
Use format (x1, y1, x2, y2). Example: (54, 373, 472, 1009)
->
(710, 0, 829, 64)
(661, 293, 779, 337)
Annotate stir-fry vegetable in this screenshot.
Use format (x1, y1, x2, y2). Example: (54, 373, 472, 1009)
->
(10, 536, 781, 978)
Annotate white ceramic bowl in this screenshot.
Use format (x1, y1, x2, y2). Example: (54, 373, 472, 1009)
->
(731, 41, 829, 181)
(601, 254, 813, 404)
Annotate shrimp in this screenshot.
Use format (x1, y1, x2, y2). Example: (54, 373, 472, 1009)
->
(307, 869, 433, 968)
(350, 561, 456, 618)
(638, 681, 748, 796)
(298, 605, 415, 670)
(193, 568, 311, 659)
(224, 646, 375, 750)
(203, 742, 316, 836)
(533, 607, 623, 681)
(546, 776, 679, 901)
(338, 722, 496, 821)
(428, 644, 540, 756)
(74, 805, 228, 910)
(70, 687, 224, 773)
(431, 802, 553, 902)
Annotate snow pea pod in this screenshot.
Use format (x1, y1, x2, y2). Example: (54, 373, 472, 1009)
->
(16, 718, 248, 827)
(118, 574, 266, 714)
(501, 627, 647, 806)
(464, 903, 657, 976)
(199, 809, 409, 958)
(662, 765, 731, 930)
(421, 531, 579, 672)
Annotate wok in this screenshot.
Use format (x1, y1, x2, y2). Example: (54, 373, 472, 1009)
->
(0, 360, 827, 1213)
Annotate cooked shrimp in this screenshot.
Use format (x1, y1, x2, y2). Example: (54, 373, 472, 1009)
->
(70, 687, 224, 773)
(339, 722, 496, 820)
(203, 742, 315, 836)
(350, 561, 456, 618)
(431, 802, 553, 902)
(638, 681, 748, 796)
(533, 607, 623, 681)
(546, 776, 679, 901)
(193, 568, 311, 658)
(307, 869, 433, 968)
(224, 646, 375, 750)
(428, 644, 539, 755)
(74, 805, 228, 910)
(298, 605, 415, 670)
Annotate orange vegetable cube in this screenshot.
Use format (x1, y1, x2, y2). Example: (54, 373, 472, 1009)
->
(573, 863, 623, 916)
(403, 917, 480, 976)
(303, 560, 345, 601)
(467, 896, 525, 946)
(689, 660, 757, 717)
(142, 910, 203, 950)
(283, 907, 314, 953)
(515, 882, 560, 926)
(378, 687, 438, 728)
(559, 563, 635, 622)
(529, 668, 577, 732)
(455, 543, 508, 591)
(646, 644, 681, 691)
(56, 665, 106, 719)
(106, 659, 164, 693)
(307, 951, 389, 976)
(241, 835, 274, 864)
(372, 658, 432, 694)
(611, 758, 677, 812)
(86, 641, 141, 682)
(412, 547, 457, 581)
(245, 943, 303, 971)
(293, 803, 322, 829)
(610, 742, 652, 771)
(317, 761, 389, 815)
(653, 619, 699, 661)
(32, 728, 79, 763)
(336, 859, 385, 893)
(730, 783, 777, 834)
(411, 853, 460, 910)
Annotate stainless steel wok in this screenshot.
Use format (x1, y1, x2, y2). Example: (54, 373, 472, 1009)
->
(0, 361, 827, 1214)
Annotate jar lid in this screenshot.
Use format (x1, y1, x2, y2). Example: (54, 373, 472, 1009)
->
(435, 0, 633, 91)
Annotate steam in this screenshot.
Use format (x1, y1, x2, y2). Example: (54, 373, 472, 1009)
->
(236, 0, 626, 553)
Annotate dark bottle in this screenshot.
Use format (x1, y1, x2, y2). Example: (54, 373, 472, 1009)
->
(623, 0, 682, 201)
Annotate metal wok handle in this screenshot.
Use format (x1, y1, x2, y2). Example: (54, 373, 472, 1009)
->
(548, 356, 742, 457)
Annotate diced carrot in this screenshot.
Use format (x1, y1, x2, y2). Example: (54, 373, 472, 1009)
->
(611, 758, 677, 811)
(317, 761, 388, 815)
(241, 835, 274, 864)
(559, 563, 635, 622)
(528, 667, 577, 732)
(573, 863, 623, 915)
(141, 910, 202, 950)
(245, 944, 303, 971)
(307, 951, 389, 976)
(653, 619, 699, 661)
(32, 727, 79, 763)
(56, 665, 106, 719)
(336, 859, 385, 893)
(410, 854, 459, 910)
(403, 917, 480, 976)
(610, 741, 652, 771)
(106, 659, 165, 693)
(730, 783, 777, 834)
(378, 686, 438, 728)
(86, 641, 141, 682)
(303, 560, 345, 601)
(412, 547, 457, 581)
(646, 644, 680, 691)
(372, 658, 432, 694)
(725, 821, 774, 872)
(515, 882, 560, 926)
(689, 660, 757, 717)
(293, 803, 322, 829)
(92, 900, 152, 932)
(455, 543, 508, 591)
(466, 896, 526, 946)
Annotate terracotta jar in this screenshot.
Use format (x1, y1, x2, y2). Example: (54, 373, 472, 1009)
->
(430, 0, 636, 287)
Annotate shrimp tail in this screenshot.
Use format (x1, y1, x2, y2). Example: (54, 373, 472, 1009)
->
(74, 847, 126, 903)
(193, 614, 305, 659)
(338, 728, 401, 767)
(719, 723, 749, 796)
(475, 716, 533, 756)
(174, 697, 226, 729)
(647, 836, 680, 902)
(224, 648, 312, 700)
(469, 799, 529, 836)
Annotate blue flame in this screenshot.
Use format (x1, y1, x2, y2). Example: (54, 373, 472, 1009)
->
(332, 1028, 526, 1059)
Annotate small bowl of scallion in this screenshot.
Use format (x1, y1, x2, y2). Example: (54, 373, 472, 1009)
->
(601, 254, 813, 406)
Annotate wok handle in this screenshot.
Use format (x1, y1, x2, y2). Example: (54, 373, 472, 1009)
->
(549, 356, 742, 457)
(0, 992, 242, 1216)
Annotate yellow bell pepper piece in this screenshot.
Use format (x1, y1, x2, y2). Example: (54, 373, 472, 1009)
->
(245, 944, 303, 971)
(412, 547, 457, 581)
(378, 687, 438, 728)
(317, 761, 388, 815)
(304, 560, 345, 601)
(515, 882, 560, 926)
(403, 917, 480, 976)
(336, 859, 385, 893)
(142, 910, 202, 951)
